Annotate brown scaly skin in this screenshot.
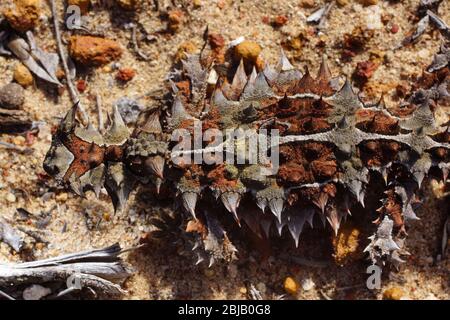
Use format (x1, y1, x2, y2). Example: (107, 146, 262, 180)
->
(44, 39, 450, 267)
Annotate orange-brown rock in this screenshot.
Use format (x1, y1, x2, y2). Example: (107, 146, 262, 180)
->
(116, 68, 136, 82)
(116, 0, 139, 10)
(68, 0, 91, 15)
(68, 36, 123, 67)
(3, 0, 41, 32)
(234, 40, 262, 63)
(168, 9, 184, 32)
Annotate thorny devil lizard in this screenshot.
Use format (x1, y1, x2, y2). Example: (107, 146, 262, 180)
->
(43, 35, 450, 268)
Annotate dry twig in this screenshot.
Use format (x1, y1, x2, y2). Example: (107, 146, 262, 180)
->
(0, 243, 132, 299)
(49, 0, 88, 123)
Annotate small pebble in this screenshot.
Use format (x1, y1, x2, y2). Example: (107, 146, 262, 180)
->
(103, 212, 111, 222)
(22, 284, 51, 300)
(239, 287, 247, 294)
(76, 79, 88, 93)
(358, 0, 378, 5)
(102, 65, 113, 73)
(0, 83, 25, 109)
(6, 192, 17, 203)
(234, 40, 262, 63)
(116, 0, 139, 10)
(208, 33, 225, 49)
(116, 68, 136, 82)
(383, 287, 405, 300)
(390, 24, 399, 34)
(283, 276, 298, 296)
(256, 282, 266, 294)
(336, 0, 349, 6)
(365, 5, 383, 30)
(300, 0, 315, 8)
(272, 15, 288, 27)
(168, 9, 184, 32)
(13, 63, 33, 87)
(12, 135, 25, 146)
(55, 192, 68, 202)
(301, 278, 315, 291)
(204, 268, 215, 278)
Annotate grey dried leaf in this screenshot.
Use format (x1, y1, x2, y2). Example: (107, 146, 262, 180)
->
(249, 284, 263, 300)
(427, 10, 449, 39)
(307, 5, 327, 23)
(307, 3, 333, 29)
(402, 15, 429, 45)
(0, 31, 12, 56)
(7, 35, 62, 86)
(0, 219, 24, 252)
(26, 32, 62, 86)
(418, 0, 443, 17)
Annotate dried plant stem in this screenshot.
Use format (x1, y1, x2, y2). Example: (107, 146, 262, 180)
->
(0, 289, 15, 300)
(50, 0, 88, 123)
(131, 24, 150, 60)
(0, 244, 131, 299)
(0, 141, 33, 154)
(96, 94, 105, 133)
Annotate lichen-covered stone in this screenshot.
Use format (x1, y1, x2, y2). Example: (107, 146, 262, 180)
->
(0, 83, 25, 109)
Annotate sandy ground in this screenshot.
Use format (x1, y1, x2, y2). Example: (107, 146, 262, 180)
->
(0, 0, 449, 299)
